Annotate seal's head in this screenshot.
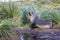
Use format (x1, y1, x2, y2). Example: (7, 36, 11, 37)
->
(29, 11, 35, 23)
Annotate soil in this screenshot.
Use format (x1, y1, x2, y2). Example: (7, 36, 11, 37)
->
(0, 29, 60, 40)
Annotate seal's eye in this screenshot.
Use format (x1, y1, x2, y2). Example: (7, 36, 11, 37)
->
(31, 11, 33, 14)
(29, 12, 31, 16)
(29, 11, 33, 16)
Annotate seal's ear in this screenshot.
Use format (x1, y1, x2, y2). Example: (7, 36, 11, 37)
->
(29, 11, 33, 16)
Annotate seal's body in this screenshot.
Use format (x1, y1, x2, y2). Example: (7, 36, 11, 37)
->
(29, 10, 52, 29)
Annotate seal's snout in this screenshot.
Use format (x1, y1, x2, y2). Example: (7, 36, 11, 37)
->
(29, 11, 33, 16)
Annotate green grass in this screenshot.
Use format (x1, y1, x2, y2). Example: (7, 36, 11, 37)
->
(40, 9, 60, 28)
(0, 1, 60, 40)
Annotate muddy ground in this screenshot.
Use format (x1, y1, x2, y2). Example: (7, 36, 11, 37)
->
(0, 29, 60, 40)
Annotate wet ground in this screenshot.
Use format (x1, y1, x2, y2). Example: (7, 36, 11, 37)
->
(0, 29, 60, 40)
(19, 29, 60, 40)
